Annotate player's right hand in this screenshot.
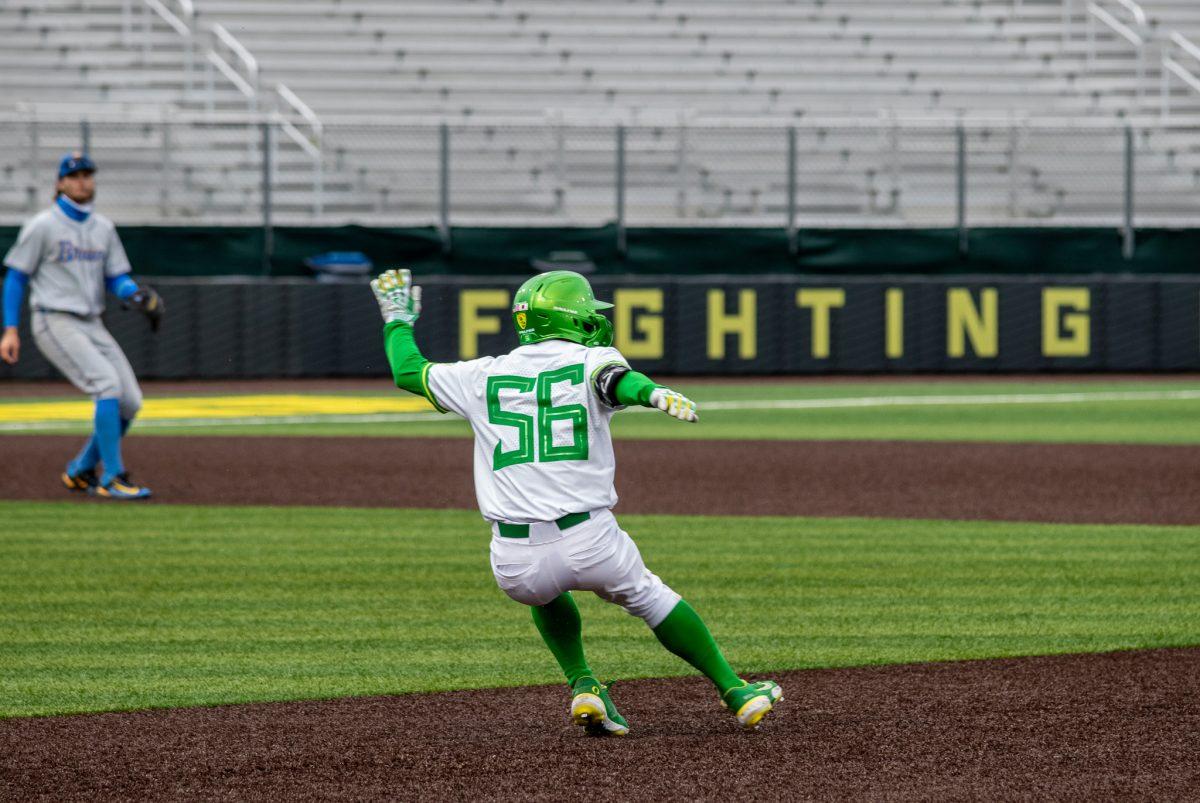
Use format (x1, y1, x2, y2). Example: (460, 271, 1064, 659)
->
(649, 387, 698, 423)
(371, 268, 422, 325)
(0, 327, 19, 365)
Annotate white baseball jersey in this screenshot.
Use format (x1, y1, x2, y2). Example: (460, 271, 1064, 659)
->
(426, 339, 630, 523)
(4, 204, 131, 317)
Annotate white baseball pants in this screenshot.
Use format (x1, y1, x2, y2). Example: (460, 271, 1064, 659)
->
(489, 509, 682, 628)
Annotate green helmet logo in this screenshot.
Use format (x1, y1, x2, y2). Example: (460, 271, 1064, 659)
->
(512, 271, 614, 347)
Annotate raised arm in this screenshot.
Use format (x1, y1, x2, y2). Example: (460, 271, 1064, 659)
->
(373, 268, 443, 411)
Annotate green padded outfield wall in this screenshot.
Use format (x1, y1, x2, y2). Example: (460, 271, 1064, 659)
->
(1, 225, 1199, 276)
(1, 276, 1197, 380)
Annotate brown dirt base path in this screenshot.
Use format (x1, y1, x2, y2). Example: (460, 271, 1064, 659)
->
(3, 435, 1200, 524)
(2, 648, 1198, 801)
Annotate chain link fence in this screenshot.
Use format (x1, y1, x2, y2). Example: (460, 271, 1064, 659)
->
(3, 114, 1199, 251)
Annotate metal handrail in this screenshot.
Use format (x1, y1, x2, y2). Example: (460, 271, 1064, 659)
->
(1160, 31, 1200, 120)
(1114, 0, 1147, 27)
(144, 0, 193, 37)
(123, 0, 193, 41)
(206, 23, 259, 111)
(1086, 0, 1149, 104)
(211, 23, 258, 76)
(122, 0, 196, 92)
(276, 84, 323, 141)
(1049, 0, 1143, 43)
(275, 84, 324, 215)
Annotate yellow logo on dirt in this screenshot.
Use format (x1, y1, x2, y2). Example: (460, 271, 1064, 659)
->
(516, 312, 528, 329)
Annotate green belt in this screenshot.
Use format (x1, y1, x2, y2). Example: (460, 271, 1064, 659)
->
(497, 511, 590, 539)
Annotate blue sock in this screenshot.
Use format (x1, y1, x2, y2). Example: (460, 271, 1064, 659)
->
(73, 417, 133, 477)
(94, 398, 125, 486)
(68, 435, 101, 477)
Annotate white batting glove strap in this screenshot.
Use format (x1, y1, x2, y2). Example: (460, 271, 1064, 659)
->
(649, 388, 699, 423)
(371, 268, 422, 325)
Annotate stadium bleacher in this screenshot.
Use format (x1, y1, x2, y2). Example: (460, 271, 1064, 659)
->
(2, 0, 1199, 225)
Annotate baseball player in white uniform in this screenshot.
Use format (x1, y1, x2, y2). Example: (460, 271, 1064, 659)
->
(372, 268, 783, 735)
(1, 153, 162, 499)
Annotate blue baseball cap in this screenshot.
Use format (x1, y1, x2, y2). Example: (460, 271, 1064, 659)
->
(58, 152, 97, 178)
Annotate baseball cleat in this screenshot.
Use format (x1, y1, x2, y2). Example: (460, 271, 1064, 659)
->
(91, 473, 152, 500)
(61, 468, 99, 493)
(721, 680, 784, 730)
(570, 676, 629, 736)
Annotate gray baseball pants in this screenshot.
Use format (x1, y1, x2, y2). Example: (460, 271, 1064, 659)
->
(31, 310, 143, 419)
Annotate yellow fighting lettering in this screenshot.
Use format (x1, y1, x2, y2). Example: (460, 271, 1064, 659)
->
(614, 288, 664, 359)
(707, 289, 757, 359)
(796, 288, 846, 359)
(1042, 287, 1091, 357)
(460, 289, 510, 359)
(947, 288, 999, 358)
(886, 288, 904, 359)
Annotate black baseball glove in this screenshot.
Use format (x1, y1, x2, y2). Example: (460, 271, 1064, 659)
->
(126, 286, 165, 332)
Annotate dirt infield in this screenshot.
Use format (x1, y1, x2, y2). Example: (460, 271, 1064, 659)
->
(5, 415, 1199, 799)
(2, 648, 1197, 801)
(2, 434, 1199, 525)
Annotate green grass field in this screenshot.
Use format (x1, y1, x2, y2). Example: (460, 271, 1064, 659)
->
(3, 379, 1200, 443)
(2, 500, 1198, 718)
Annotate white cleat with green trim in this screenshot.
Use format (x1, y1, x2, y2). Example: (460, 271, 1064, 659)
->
(721, 680, 784, 730)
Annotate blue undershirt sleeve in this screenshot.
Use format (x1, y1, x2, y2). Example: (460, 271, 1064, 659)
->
(3, 267, 30, 328)
(104, 273, 139, 300)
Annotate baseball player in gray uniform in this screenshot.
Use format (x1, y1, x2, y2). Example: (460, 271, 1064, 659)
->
(1, 153, 163, 499)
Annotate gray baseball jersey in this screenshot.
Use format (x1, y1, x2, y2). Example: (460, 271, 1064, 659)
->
(4, 205, 131, 317)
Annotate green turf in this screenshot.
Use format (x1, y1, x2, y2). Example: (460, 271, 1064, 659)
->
(3, 380, 1200, 443)
(2, 500, 1197, 718)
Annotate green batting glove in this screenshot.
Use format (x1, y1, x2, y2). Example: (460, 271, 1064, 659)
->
(649, 387, 699, 423)
(371, 268, 422, 325)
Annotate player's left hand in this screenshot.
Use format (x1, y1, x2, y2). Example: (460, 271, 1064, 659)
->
(649, 387, 699, 423)
(371, 268, 422, 325)
(127, 286, 164, 333)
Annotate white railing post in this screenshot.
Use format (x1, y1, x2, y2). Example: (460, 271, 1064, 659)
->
(142, 0, 150, 64)
(205, 57, 215, 116)
(27, 116, 39, 213)
(1161, 57, 1171, 120)
(675, 113, 688, 218)
(1007, 122, 1019, 218)
(554, 113, 566, 213)
(956, 123, 967, 255)
(160, 115, 171, 217)
(786, 125, 797, 254)
(1123, 124, 1135, 259)
(1086, 7, 1095, 68)
(615, 124, 626, 256)
(439, 122, 451, 253)
(276, 84, 324, 216)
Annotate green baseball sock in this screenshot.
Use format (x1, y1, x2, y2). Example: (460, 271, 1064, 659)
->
(652, 599, 743, 695)
(531, 592, 594, 687)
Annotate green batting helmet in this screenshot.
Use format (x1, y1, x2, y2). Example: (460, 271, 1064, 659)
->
(512, 271, 614, 347)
